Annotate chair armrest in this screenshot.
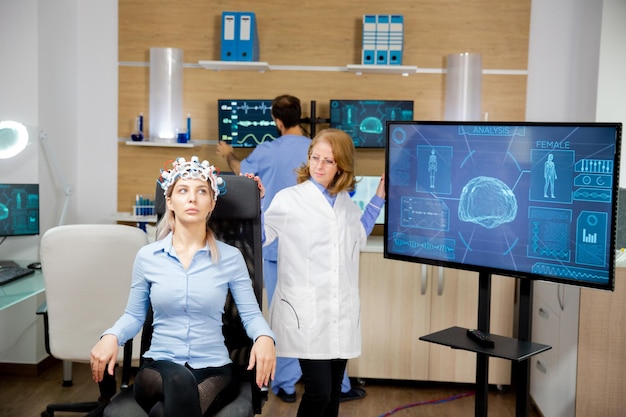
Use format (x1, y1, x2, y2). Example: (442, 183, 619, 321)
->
(252, 383, 269, 415)
(120, 339, 134, 389)
(36, 301, 51, 355)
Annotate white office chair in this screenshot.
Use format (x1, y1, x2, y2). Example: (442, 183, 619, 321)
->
(39, 224, 148, 417)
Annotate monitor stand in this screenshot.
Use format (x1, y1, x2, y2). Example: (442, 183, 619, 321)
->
(419, 272, 551, 417)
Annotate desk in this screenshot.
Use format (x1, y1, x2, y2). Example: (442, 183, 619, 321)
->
(0, 268, 45, 311)
(0, 262, 47, 370)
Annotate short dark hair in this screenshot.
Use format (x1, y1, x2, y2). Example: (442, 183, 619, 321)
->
(271, 95, 301, 128)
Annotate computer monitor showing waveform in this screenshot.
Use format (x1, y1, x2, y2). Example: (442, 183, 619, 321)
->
(384, 121, 622, 291)
(218, 99, 277, 147)
(0, 183, 40, 237)
(329, 99, 413, 148)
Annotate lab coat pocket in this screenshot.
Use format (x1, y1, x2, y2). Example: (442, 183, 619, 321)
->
(274, 286, 316, 331)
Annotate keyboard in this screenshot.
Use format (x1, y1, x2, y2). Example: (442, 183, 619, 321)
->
(0, 266, 35, 286)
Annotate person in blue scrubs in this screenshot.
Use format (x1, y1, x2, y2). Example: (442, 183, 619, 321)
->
(90, 156, 276, 417)
(217, 95, 366, 403)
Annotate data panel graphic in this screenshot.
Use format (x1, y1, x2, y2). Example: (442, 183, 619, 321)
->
(0, 183, 39, 237)
(330, 99, 413, 148)
(218, 99, 277, 147)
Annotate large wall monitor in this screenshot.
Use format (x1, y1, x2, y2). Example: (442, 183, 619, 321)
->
(218, 99, 277, 147)
(0, 183, 40, 236)
(329, 99, 413, 148)
(385, 121, 622, 291)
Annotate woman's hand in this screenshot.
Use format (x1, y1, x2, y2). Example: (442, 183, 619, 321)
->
(241, 173, 265, 199)
(376, 172, 386, 199)
(248, 335, 276, 388)
(89, 334, 119, 383)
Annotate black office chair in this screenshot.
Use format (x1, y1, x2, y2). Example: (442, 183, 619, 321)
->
(103, 175, 268, 417)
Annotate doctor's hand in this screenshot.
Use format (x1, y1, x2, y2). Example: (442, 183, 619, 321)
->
(248, 335, 276, 388)
(242, 173, 265, 199)
(89, 334, 119, 383)
(376, 173, 386, 199)
(215, 140, 233, 158)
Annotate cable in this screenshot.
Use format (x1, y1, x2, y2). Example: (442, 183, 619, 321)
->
(378, 390, 475, 417)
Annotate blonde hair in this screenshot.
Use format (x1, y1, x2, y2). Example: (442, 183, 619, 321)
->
(155, 177, 220, 262)
(296, 128, 356, 195)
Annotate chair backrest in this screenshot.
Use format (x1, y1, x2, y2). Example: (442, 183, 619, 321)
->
(39, 224, 149, 362)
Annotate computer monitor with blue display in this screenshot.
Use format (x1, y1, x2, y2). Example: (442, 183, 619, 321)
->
(218, 99, 277, 147)
(384, 121, 622, 291)
(0, 183, 40, 237)
(329, 99, 413, 148)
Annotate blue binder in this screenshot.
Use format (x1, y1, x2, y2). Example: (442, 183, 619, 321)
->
(361, 14, 377, 65)
(375, 14, 390, 65)
(237, 12, 259, 61)
(220, 11, 238, 61)
(388, 15, 404, 65)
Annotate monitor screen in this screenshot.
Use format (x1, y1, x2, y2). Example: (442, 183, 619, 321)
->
(329, 99, 414, 148)
(384, 121, 622, 291)
(218, 99, 277, 147)
(0, 183, 40, 237)
(352, 176, 385, 224)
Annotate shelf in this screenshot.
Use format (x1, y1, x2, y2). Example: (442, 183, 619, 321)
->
(198, 60, 270, 72)
(197, 60, 419, 75)
(113, 212, 157, 224)
(346, 64, 419, 76)
(420, 326, 552, 362)
(124, 140, 197, 148)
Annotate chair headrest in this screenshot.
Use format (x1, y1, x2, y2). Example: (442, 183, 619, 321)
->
(155, 174, 260, 222)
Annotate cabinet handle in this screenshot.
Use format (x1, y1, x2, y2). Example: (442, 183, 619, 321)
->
(421, 264, 428, 295)
(437, 266, 444, 296)
(538, 307, 549, 320)
(535, 360, 547, 374)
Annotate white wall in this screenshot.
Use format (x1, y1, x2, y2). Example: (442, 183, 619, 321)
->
(0, 0, 118, 262)
(596, 0, 626, 187)
(0, 0, 40, 260)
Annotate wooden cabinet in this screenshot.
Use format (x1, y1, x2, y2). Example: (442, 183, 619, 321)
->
(349, 244, 515, 385)
(575, 268, 626, 417)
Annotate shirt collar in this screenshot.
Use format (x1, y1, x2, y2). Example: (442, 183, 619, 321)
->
(153, 231, 211, 258)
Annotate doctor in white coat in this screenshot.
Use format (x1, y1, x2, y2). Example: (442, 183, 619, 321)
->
(260, 128, 385, 417)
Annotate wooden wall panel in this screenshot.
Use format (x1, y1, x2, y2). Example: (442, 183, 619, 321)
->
(117, 0, 530, 213)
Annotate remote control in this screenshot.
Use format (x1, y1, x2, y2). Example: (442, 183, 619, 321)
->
(466, 328, 495, 348)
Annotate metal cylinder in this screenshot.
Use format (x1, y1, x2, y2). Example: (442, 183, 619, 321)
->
(444, 52, 482, 121)
(149, 47, 183, 142)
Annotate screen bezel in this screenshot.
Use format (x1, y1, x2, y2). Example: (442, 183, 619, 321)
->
(0, 183, 40, 237)
(217, 99, 277, 148)
(384, 120, 622, 291)
(329, 99, 414, 148)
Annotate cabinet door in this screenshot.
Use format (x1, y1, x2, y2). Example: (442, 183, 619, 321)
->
(428, 267, 479, 382)
(428, 269, 514, 385)
(350, 253, 431, 380)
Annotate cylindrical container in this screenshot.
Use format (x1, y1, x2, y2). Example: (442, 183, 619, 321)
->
(444, 52, 482, 121)
(149, 47, 183, 143)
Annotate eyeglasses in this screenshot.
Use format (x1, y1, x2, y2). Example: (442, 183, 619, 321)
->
(309, 154, 337, 167)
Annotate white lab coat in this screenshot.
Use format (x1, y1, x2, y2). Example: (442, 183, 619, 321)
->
(264, 180, 367, 359)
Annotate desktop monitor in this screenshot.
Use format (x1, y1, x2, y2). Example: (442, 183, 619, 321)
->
(218, 99, 277, 147)
(352, 176, 385, 224)
(0, 183, 40, 236)
(329, 99, 414, 148)
(384, 121, 622, 291)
